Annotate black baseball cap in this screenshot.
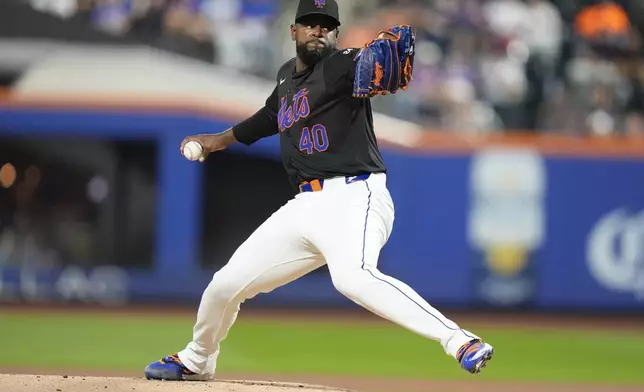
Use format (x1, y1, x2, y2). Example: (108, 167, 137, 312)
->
(295, 0, 341, 27)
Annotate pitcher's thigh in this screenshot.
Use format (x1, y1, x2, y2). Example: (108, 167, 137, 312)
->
(209, 198, 322, 301)
(313, 183, 394, 273)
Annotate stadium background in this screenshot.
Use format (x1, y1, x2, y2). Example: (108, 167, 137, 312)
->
(0, 1, 643, 391)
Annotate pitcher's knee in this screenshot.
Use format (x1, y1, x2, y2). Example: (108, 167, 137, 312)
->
(204, 270, 246, 304)
(331, 271, 366, 300)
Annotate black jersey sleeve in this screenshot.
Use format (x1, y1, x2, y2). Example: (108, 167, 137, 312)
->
(232, 85, 279, 146)
(323, 48, 361, 95)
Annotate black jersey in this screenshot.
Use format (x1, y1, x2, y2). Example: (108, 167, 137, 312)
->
(233, 48, 387, 190)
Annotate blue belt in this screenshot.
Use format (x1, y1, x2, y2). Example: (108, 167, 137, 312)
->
(298, 173, 371, 193)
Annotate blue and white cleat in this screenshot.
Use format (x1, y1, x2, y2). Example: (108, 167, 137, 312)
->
(457, 340, 494, 374)
(144, 353, 210, 381)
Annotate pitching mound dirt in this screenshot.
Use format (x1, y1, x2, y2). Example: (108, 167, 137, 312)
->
(2, 372, 643, 392)
(0, 375, 355, 392)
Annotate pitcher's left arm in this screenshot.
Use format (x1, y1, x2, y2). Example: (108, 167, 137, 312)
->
(352, 25, 416, 98)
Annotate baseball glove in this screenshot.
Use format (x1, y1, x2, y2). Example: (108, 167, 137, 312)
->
(352, 24, 416, 98)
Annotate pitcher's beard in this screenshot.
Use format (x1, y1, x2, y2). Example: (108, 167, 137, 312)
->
(296, 43, 333, 68)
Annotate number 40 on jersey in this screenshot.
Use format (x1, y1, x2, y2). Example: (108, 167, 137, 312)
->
(299, 124, 329, 154)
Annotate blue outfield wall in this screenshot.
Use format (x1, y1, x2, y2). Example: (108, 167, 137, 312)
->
(1, 106, 644, 311)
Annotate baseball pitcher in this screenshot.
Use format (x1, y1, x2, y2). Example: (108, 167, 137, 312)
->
(145, 0, 494, 381)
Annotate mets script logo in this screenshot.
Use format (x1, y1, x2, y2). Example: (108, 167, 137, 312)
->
(278, 88, 310, 132)
(314, 0, 325, 8)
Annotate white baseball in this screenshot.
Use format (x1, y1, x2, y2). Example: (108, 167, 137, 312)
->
(182, 141, 204, 161)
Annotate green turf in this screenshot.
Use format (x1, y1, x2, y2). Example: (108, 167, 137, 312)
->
(0, 312, 642, 385)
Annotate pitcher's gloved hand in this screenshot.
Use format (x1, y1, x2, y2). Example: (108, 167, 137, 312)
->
(352, 25, 416, 98)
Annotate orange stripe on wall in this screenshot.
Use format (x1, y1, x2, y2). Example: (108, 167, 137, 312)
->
(0, 88, 13, 101)
(403, 132, 644, 158)
(0, 88, 254, 121)
(1, 88, 644, 158)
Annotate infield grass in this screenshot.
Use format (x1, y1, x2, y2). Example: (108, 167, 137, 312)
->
(0, 311, 642, 384)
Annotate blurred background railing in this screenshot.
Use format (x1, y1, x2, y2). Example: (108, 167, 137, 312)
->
(0, 0, 643, 314)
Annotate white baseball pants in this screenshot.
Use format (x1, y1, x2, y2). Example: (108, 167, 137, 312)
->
(177, 173, 478, 377)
